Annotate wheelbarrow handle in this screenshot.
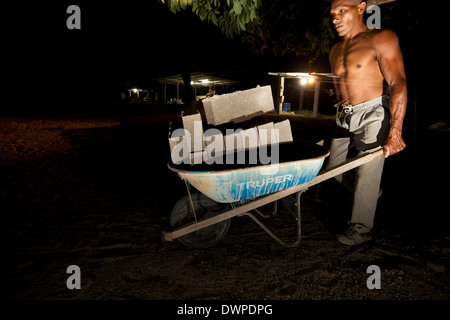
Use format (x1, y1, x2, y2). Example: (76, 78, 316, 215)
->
(310, 148, 384, 186)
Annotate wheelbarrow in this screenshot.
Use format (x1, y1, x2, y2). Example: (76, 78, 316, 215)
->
(162, 141, 384, 248)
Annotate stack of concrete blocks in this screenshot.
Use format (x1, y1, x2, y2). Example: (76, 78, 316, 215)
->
(169, 85, 294, 165)
(169, 119, 294, 165)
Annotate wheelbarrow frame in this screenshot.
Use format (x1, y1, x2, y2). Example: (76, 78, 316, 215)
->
(162, 148, 384, 247)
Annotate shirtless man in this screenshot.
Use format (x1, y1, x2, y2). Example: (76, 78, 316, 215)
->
(328, 0, 407, 245)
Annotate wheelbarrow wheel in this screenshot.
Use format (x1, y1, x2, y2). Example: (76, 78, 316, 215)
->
(170, 192, 231, 249)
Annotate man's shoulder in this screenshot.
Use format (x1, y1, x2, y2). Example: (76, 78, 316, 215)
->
(371, 29, 400, 53)
(371, 29, 399, 42)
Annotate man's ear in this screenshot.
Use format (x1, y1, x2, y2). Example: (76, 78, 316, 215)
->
(358, 1, 367, 14)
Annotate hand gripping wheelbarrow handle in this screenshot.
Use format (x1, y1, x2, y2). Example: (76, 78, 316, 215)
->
(305, 148, 384, 186)
(162, 148, 384, 242)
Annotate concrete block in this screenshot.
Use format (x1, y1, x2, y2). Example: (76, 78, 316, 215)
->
(203, 129, 223, 148)
(274, 119, 293, 143)
(182, 113, 204, 152)
(224, 130, 244, 153)
(190, 151, 204, 165)
(203, 129, 224, 160)
(202, 85, 274, 125)
(168, 133, 189, 164)
(168, 135, 181, 153)
(257, 122, 278, 146)
(240, 127, 260, 149)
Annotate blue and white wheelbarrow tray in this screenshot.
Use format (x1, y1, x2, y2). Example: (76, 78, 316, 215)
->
(170, 141, 329, 204)
(163, 141, 384, 249)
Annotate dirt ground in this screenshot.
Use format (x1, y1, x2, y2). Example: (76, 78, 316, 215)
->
(0, 102, 449, 304)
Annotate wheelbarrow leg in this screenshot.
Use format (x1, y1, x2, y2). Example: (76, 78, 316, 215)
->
(253, 201, 278, 219)
(242, 189, 307, 248)
(184, 179, 197, 222)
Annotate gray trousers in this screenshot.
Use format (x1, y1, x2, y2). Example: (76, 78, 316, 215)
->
(327, 96, 390, 233)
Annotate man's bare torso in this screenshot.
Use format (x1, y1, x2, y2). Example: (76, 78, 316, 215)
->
(329, 29, 385, 105)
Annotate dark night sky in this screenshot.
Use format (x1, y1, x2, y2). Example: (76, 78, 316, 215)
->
(3, 1, 278, 100)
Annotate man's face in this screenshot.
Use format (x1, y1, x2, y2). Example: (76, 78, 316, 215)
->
(330, 0, 364, 37)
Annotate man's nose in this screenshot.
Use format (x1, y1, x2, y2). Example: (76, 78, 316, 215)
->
(333, 17, 339, 25)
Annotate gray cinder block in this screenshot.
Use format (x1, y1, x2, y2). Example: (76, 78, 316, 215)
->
(224, 130, 244, 153)
(203, 130, 224, 160)
(182, 113, 205, 152)
(202, 85, 274, 125)
(168, 133, 189, 164)
(203, 129, 223, 148)
(257, 122, 278, 146)
(190, 151, 204, 165)
(274, 119, 293, 143)
(240, 127, 260, 149)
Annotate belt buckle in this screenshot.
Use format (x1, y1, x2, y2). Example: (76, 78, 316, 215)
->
(335, 101, 353, 129)
(343, 105, 353, 114)
(335, 101, 353, 116)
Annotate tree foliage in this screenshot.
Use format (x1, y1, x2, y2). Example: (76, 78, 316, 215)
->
(244, 0, 335, 62)
(159, 0, 334, 62)
(160, 0, 261, 39)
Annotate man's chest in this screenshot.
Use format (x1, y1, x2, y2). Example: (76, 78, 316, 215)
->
(331, 42, 378, 76)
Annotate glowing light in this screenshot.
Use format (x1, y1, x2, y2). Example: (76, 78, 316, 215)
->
(200, 79, 210, 84)
(300, 78, 307, 85)
(308, 77, 315, 84)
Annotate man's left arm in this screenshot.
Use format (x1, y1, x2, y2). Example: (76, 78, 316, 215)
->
(376, 30, 408, 157)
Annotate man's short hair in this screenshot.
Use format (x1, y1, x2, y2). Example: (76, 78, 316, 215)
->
(349, 0, 367, 4)
(331, 0, 367, 5)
